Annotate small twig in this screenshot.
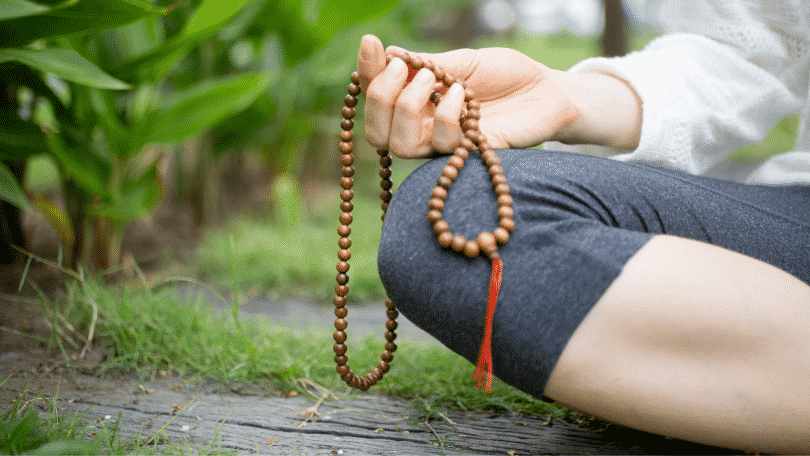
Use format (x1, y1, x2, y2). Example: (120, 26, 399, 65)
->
(437, 412, 457, 426)
(79, 295, 98, 359)
(423, 418, 446, 455)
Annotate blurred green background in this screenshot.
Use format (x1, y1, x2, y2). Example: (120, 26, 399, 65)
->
(0, 0, 798, 298)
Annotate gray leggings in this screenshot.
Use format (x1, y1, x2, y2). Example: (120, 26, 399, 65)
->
(377, 149, 810, 399)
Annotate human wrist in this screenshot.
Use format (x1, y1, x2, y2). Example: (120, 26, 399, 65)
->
(548, 69, 642, 150)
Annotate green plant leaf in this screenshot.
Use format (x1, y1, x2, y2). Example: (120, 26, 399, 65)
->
(0, 48, 130, 90)
(134, 73, 270, 148)
(31, 192, 73, 247)
(0, 0, 166, 47)
(92, 166, 161, 222)
(116, 0, 251, 81)
(0, 0, 48, 21)
(315, 0, 400, 40)
(0, 112, 48, 159)
(0, 161, 31, 211)
(43, 130, 109, 197)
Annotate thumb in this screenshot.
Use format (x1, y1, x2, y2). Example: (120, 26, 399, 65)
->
(357, 35, 387, 94)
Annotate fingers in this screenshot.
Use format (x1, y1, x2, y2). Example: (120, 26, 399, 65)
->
(390, 68, 436, 158)
(359, 35, 471, 157)
(365, 56, 408, 149)
(432, 83, 466, 153)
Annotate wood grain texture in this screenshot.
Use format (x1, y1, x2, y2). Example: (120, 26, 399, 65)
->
(2, 373, 737, 455)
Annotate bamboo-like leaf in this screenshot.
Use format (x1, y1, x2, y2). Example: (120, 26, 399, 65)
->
(92, 166, 161, 222)
(0, 0, 48, 21)
(31, 192, 73, 248)
(0, 0, 166, 46)
(116, 0, 251, 81)
(134, 73, 270, 148)
(0, 161, 31, 211)
(43, 130, 109, 197)
(0, 48, 130, 90)
(0, 113, 48, 159)
(315, 0, 399, 39)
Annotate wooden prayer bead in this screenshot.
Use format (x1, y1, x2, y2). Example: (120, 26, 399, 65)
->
(334, 307, 348, 318)
(460, 137, 475, 151)
(497, 194, 514, 206)
(497, 206, 513, 219)
(437, 231, 453, 247)
(494, 227, 510, 245)
(339, 212, 352, 225)
(494, 183, 510, 195)
(448, 155, 465, 169)
(335, 354, 348, 365)
(338, 249, 351, 261)
(344, 94, 358, 107)
(336, 273, 349, 284)
(428, 209, 443, 223)
(454, 147, 469, 160)
(442, 165, 458, 180)
(340, 130, 353, 141)
(451, 235, 466, 252)
(336, 261, 349, 273)
(334, 331, 347, 343)
(428, 198, 444, 211)
(431, 186, 448, 200)
(464, 240, 480, 258)
(477, 232, 497, 254)
(339, 141, 353, 153)
(500, 217, 516, 232)
(433, 220, 450, 235)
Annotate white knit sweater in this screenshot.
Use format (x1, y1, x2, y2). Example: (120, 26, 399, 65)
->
(566, 0, 810, 184)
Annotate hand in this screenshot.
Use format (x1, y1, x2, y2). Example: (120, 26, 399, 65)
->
(356, 34, 581, 159)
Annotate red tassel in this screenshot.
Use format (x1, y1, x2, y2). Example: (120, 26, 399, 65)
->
(473, 257, 503, 392)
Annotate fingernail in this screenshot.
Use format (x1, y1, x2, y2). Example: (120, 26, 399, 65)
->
(447, 82, 464, 98)
(414, 68, 434, 86)
(387, 57, 406, 80)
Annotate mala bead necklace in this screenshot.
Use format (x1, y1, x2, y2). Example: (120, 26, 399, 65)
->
(334, 50, 514, 392)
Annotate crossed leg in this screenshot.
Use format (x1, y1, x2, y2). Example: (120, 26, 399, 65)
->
(545, 234, 810, 453)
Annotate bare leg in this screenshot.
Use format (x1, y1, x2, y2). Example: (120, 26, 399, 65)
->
(544, 234, 810, 453)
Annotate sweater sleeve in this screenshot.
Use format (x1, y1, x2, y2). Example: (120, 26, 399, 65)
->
(568, 21, 803, 174)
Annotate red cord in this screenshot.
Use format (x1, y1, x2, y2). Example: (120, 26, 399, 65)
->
(473, 257, 502, 392)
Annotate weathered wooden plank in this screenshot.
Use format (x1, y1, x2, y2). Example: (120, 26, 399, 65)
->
(2, 373, 738, 455)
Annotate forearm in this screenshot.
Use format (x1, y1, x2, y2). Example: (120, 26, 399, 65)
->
(549, 69, 643, 151)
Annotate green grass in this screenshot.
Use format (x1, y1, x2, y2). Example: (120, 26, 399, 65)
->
(61, 276, 568, 418)
(0, 380, 234, 455)
(20, 269, 573, 427)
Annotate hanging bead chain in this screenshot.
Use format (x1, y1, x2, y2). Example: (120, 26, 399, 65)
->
(334, 51, 514, 391)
